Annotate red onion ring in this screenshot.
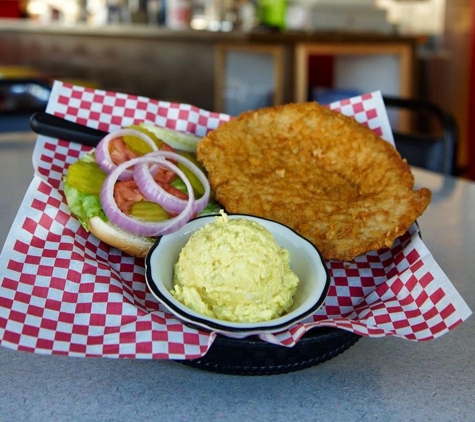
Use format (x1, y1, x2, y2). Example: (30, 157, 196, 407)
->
(95, 128, 159, 181)
(100, 156, 195, 237)
(133, 151, 210, 215)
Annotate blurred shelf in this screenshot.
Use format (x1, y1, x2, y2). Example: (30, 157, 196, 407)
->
(0, 19, 419, 115)
(0, 19, 420, 44)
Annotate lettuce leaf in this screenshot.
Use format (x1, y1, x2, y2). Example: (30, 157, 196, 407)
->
(63, 181, 107, 231)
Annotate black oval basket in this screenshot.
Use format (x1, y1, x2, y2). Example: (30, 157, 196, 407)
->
(179, 328, 360, 375)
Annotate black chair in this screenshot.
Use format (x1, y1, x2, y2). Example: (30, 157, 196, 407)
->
(0, 78, 52, 133)
(383, 96, 459, 175)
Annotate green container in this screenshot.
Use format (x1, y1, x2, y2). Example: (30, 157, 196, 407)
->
(257, 0, 287, 30)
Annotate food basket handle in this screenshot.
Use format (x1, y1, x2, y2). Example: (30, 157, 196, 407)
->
(30, 112, 107, 147)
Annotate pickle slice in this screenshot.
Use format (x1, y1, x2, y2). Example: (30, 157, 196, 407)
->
(123, 125, 164, 155)
(178, 151, 206, 197)
(129, 201, 170, 222)
(66, 161, 107, 196)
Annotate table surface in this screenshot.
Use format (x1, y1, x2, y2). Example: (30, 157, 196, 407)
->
(0, 132, 474, 422)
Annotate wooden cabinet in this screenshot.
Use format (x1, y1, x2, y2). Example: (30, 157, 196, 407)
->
(294, 41, 415, 103)
(293, 40, 416, 130)
(0, 20, 418, 123)
(214, 43, 294, 115)
(213, 35, 417, 122)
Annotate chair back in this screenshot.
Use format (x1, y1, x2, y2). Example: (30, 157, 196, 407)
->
(383, 96, 458, 175)
(0, 78, 52, 132)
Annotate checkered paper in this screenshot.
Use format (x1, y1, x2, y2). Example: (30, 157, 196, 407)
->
(0, 81, 471, 359)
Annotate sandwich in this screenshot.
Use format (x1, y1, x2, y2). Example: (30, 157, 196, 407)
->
(63, 124, 217, 258)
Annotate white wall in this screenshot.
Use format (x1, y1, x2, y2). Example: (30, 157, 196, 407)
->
(376, 0, 446, 35)
(291, 0, 446, 35)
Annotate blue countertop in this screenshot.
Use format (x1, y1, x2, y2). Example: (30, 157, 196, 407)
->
(0, 133, 473, 422)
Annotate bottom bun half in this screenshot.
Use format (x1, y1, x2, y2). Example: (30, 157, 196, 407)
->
(88, 216, 155, 258)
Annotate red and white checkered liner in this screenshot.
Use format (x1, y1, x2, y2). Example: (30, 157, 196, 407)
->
(0, 81, 471, 359)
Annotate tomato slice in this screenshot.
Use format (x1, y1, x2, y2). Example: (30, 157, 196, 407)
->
(114, 179, 144, 215)
(109, 137, 139, 165)
(110, 138, 188, 216)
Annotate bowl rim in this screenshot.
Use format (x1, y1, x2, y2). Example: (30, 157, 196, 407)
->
(145, 213, 331, 336)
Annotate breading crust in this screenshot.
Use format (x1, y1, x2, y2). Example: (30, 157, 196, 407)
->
(197, 102, 431, 261)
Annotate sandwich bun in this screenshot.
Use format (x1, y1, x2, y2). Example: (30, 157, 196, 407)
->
(64, 126, 207, 259)
(87, 216, 154, 258)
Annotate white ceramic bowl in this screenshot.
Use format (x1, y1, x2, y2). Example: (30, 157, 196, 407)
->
(145, 214, 330, 339)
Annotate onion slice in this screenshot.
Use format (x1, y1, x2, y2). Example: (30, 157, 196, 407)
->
(95, 128, 159, 181)
(100, 156, 195, 237)
(133, 151, 210, 215)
